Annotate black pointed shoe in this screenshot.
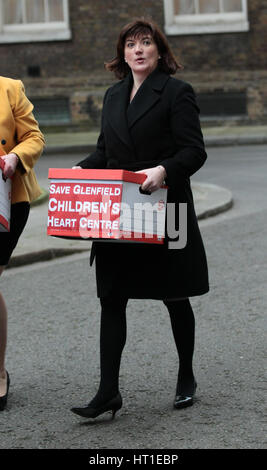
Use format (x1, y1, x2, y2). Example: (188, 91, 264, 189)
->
(173, 381, 197, 410)
(70, 392, 122, 419)
(0, 371, 10, 411)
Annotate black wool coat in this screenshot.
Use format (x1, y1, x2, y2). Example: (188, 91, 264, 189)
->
(78, 67, 209, 299)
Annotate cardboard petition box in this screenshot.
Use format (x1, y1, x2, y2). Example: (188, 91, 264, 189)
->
(47, 168, 168, 244)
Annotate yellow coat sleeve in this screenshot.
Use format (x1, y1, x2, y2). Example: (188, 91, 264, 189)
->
(11, 80, 45, 174)
(0, 77, 45, 203)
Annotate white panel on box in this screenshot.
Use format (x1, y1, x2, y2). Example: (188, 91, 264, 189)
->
(0, 161, 11, 232)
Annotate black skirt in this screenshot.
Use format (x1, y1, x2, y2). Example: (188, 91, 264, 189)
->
(0, 202, 30, 266)
(94, 229, 209, 300)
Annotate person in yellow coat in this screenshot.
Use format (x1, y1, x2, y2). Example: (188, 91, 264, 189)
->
(0, 76, 45, 410)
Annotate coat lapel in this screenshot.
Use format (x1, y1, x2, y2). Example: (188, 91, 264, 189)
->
(104, 68, 170, 160)
(127, 68, 170, 128)
(105, 74, 134, 154)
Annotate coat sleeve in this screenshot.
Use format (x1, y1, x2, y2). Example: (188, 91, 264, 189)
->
(160, 82, 207, 180)
(11, 80, 45, 174)
(77, 89, 109, 169)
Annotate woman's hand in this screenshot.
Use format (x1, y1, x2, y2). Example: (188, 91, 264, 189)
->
(136, 165, 166, 193)
(0, 153, 19, 179)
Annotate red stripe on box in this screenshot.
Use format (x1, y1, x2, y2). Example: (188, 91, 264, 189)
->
(48, 168, 168, 189)
(47, 227, 164, 244)
(0, 214, 10, 231)
(48, 168, 147, 185)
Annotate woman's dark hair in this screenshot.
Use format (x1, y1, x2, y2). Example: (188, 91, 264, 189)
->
(105, 17, 183, 79)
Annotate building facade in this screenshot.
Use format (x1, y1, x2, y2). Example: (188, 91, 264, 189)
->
(0, 0, 266, 128)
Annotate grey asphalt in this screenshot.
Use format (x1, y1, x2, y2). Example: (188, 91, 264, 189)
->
(0, 128, 266, 454)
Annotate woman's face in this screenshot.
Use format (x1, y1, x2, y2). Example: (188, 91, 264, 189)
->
(124, 34, 159, 77)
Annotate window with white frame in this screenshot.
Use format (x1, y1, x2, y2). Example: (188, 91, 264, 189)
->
(0, 0, 71, 43)
(163, 0, 249, 35)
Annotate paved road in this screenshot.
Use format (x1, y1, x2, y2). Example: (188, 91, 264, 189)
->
(34, 143, 267, 219)
(196, 144, 267, 220)
(0, 145, 266, 450)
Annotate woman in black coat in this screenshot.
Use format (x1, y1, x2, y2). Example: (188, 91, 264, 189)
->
(71, 18, 209, 419)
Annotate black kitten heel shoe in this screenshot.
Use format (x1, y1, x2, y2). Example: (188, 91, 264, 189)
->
(0, 371, 10, 411)
(71, 392, 122, 419)
(173, 381, 197, 410)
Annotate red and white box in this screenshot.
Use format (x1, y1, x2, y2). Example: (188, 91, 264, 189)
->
(47, 168, 168, 244)
(0, 157, 11, 232)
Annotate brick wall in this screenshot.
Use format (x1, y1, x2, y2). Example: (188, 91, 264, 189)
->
(0, 0, 163, 79)
(0, 0, 266, 126)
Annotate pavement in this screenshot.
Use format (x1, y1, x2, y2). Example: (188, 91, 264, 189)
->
(43, 124, 267, 154)
(8, 123, 266, 268)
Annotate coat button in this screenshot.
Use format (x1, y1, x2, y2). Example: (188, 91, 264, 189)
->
(1, 139, 6, 145)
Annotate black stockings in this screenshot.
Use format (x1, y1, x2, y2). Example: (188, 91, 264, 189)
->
(89, 297, 128, 407)
(164, 299, 196, 396)
(89, 297, 195, 406)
